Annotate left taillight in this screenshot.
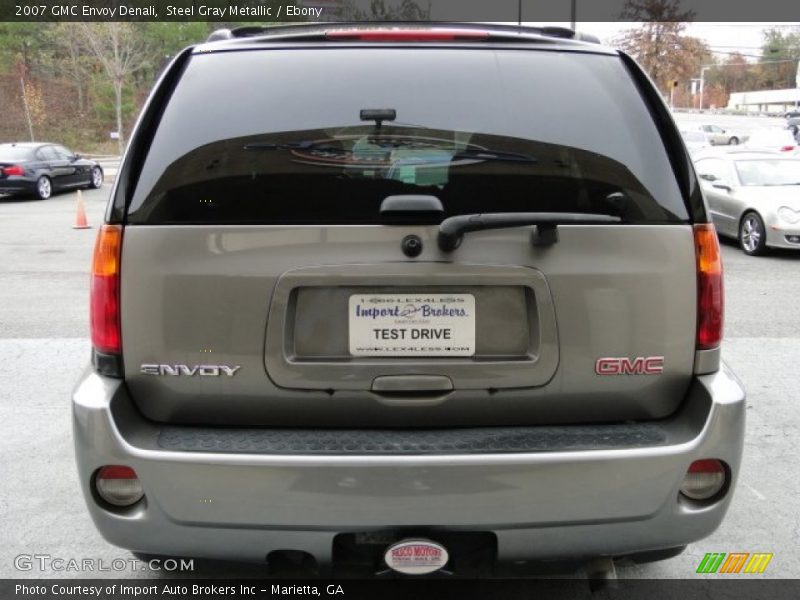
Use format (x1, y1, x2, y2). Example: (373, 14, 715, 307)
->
(2, 165, 24, 176)
(90, 225, 123, 364)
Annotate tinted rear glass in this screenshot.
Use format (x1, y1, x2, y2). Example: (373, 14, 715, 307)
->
(127, 48, 688, 224)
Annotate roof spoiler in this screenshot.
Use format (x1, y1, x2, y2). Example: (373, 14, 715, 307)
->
(206, 22, 600, 45)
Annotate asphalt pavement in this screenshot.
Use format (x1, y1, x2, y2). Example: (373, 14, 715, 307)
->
(0, 173, 798, 580)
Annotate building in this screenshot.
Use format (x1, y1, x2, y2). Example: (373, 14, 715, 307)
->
(727, 88, 800, 113)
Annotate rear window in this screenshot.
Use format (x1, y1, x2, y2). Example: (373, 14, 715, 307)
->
(127, 48, 688, 225)
(735, 159, 800, 186)
(0, 146, 34, 161)
(681, 131, 705, 143)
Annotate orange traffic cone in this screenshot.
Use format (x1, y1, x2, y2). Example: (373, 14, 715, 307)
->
(73, 190, 91, 229)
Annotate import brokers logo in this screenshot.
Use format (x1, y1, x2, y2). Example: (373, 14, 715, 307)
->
(696, 552, 773, 574)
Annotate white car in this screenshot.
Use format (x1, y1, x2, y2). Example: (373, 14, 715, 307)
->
(742, 128, 798, 155)
(680, 129, 712, 154)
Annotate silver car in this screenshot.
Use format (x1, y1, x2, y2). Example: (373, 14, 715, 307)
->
(698, 124, 749, 146)
(72, 23, 744, 578)
(695, 149, 800, 255)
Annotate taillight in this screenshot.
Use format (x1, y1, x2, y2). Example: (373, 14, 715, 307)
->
(90, 225, 122, 355)
(2, 165, 24, 176)
(780, 145, 795, 152)
(95, 465, 144, 507)
(694, 224, 723, 350)
(326, 29, 490, 42)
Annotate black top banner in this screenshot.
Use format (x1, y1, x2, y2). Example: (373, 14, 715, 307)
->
(2, 0, 800, 23)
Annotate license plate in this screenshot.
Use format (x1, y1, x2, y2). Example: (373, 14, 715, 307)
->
(349, 294, 476, 357)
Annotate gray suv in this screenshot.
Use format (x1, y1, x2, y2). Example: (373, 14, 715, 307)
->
(73, 23, 745, 577)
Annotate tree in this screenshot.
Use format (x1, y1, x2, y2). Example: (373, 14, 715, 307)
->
(757, 28, 800, 90)
(20, 78, 45, 141)
(337, 0, 431, 20)
(704, 52, 760, 104)
(76, 23, 150, 154)
(0, 23, 50, 77)
(138, 22, 213, 82)
(613, 0, 710, 98)
(46, 24, 94, 114)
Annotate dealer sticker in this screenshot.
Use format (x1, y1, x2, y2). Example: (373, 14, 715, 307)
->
(348, 293, 476, 357)
(384, 539, 449, 575)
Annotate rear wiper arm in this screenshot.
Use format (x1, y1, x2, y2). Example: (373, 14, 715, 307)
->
(451, 149, 537, 163)
(245, 141, 317, 150)
(438, 212, 621, 251)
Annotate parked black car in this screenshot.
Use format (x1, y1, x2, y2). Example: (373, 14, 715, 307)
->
(0, 142, 103, 199)
(787, 117, 800, 137)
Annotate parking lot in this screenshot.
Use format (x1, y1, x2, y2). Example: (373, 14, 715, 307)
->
(0, 156, 798, 579)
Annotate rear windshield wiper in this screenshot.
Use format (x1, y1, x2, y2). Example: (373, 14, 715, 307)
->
(438, 212, 621, 251)
(244, 141, 357, 153)
(451, 149, 537, 163)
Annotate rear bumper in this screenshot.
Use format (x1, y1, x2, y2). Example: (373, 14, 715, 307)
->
(72, 364, 745, 564)
(0, 177, 35, 194)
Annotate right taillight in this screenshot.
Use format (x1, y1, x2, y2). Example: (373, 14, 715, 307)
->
(694, 224, 723, 350)
(90, 225, 123, 356)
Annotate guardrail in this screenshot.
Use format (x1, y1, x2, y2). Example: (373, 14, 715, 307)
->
(672, 108, 787, 118)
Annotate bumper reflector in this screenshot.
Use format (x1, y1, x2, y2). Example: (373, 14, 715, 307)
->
(680, 459, 726, 501)
(95, 465, 144, 507)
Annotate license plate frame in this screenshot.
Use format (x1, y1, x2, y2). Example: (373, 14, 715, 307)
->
(348, 293, 476, 357)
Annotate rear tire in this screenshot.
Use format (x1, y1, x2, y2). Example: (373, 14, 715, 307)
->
(35, 175, 52, 200)
(739, 211, 767, 256)
(728, 136, 739, 145)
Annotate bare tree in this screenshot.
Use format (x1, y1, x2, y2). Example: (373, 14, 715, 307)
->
(48, 24, 92, 114)
(76, 23, 149, 154)
(613, 0, 707, 95)
(336, 0, 431, 20)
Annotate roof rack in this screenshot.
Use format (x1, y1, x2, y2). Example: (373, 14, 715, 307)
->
(205, 22, 601, 45)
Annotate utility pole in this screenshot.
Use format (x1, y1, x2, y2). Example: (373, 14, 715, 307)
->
(571, 0, 577, 30)
(795, 60, 799, 110)
(699, 66, 709, 111)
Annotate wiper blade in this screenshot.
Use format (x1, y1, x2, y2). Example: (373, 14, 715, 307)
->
(438, 212, 621, 251)
(244, 141, 317, 150)
(451, 149, 537, 163)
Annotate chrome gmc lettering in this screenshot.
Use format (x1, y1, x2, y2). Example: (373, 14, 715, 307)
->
(595, 357, 665, 375)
